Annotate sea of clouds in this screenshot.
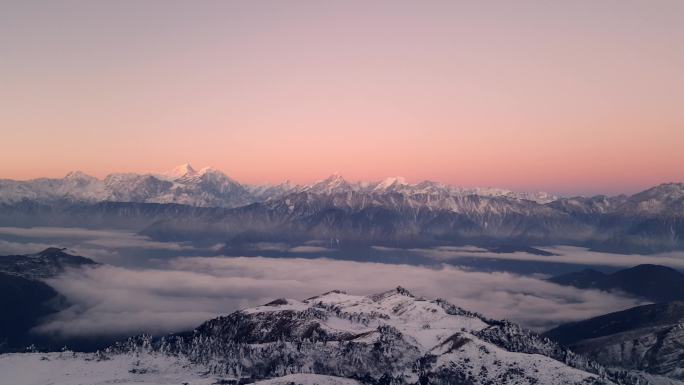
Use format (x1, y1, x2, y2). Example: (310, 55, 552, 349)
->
(2, 226, 678, 340)
(36, 256, 644, 338)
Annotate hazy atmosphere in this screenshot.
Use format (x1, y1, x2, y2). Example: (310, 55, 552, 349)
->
(2, 2, 684, 385)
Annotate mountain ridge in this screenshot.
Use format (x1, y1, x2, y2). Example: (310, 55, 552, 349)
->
(107, 286, 617, 385)
(544, 302, 684, 381)
(0, 164, 562, 207)
(548, 264, 684, 302)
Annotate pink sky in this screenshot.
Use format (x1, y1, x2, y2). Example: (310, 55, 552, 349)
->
(1, 1, 683, 195)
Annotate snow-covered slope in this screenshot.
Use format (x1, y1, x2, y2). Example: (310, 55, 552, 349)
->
(107, 287, 615, 385)
(0, 171, 107, 204)
(619, 183, 684, 216)
(0, 351, 216, 385)
(291, 174, 558, 204)
(545, 301, 684, 381)
(0, 351, 365, 385)
(0, 165, 253, 208)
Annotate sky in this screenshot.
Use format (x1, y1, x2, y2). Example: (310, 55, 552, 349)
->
(1, 1, 683, 195)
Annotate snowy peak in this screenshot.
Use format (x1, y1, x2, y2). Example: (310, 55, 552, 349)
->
(162, 163, 197, 180)
(63, 170, 97, 181)
(621, 182, 684, 215)
(306, 173, 354, 195)
(639, 182, 684, 197)
(197, 166, 238, 183)
(373, 176, 408, 192)
(177, 166, 242, 189)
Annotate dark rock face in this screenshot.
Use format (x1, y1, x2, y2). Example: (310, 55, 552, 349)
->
(0, 248, 99, 352)
(0, 272, 61, 352)
(0, 247, 99, 280)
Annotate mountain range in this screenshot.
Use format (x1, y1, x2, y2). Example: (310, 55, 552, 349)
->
(1, 164, 684, 252)
(0, 164, 560, 207)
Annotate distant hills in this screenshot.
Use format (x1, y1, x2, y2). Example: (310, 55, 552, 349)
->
(548, 264, 684, 302)
(1, 165, 684, 251)
(0, 247, 99, 280)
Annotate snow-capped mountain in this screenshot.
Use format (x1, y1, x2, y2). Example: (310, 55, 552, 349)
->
(105, 287, 617, 385)
(0, 171, 107, 204)
(246, 180, 297, 200)
(548, 195, 628, 216)
(156, 166, 252, 207)
(104, 173, 174, 203)
(304, 173, 358, 195)
(550, 183, 684, 217)
(0, 165, 253, 208)
(289, 174, 559, 204)
(618, 183, 684, 216)
(1, 167, 683, 251)
(158, 162, 197, 180)
(0, 165, 559, 207)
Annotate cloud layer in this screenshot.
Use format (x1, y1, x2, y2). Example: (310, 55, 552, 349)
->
(0, 226, 199, 264)
(407, 245, 684, 269)
(37, 256, 644, 339)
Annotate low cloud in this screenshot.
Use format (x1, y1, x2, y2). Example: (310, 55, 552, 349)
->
(413, 245, 684, 269)
(37, 257, 644, 339)
(0, 227, 134, 239)
(0, 226, 196, 263)
(0, 239, 55, 255)
(248, 242, 290, 252)
(288, 246, 335, 253)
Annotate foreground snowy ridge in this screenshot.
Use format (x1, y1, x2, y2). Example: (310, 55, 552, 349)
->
(103, 287, 619, 385)
(1, 287, 676, 385)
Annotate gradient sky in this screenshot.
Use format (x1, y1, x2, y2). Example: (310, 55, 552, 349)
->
(1, 1, 683, 195)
